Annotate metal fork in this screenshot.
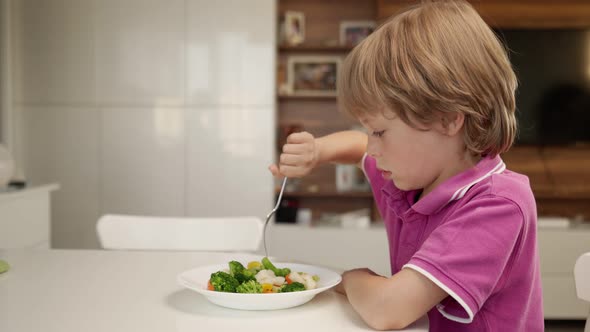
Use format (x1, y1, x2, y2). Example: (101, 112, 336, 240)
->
(263, 177, 287, 257)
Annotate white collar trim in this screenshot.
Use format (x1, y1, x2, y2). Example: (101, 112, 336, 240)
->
(447, 160, 506, 204)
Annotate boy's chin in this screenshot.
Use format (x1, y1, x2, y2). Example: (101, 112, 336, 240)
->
(392, 179, 419, 192)
(391, 178, 405, 189)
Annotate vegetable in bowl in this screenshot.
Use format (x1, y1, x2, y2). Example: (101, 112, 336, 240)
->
(207, 257, 320, 294)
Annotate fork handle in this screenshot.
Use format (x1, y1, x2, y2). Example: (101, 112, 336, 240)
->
(273, 177, 288, 212)
(263, 177, 288, 257)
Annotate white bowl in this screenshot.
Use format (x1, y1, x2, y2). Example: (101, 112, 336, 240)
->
(177, 263, 342, 310)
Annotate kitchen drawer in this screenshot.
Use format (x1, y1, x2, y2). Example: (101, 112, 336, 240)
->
(542, 274, 590, 319)
(538, 228, 590, 274)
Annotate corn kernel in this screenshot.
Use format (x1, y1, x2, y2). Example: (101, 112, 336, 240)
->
(247, 261, 262, 270)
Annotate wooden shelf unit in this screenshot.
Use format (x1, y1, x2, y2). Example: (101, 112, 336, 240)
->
(276, 0, 379, 223)
(278, 45, 354, 53)
(280, 190, 374, 198)
(377, 0, 590, 29)
(277, 95, 337, 101)
(503, 145, 590, 219)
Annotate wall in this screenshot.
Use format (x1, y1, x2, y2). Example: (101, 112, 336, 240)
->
(0, 0, 13, 147)
(10, 0, 276, 248)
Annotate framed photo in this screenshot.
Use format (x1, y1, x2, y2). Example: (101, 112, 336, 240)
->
(284, 11, 305, 46)
(287, 56, 341, 97)
(340, 20, 376, 47)
(335, 164, 369, 192)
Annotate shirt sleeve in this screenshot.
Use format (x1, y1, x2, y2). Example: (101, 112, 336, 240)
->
(403, 195, 524, 323)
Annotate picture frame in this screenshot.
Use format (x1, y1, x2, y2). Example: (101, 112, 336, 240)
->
(287, 55, 341, 97)
(339, 20, 376, 47)
(283, 11, 305, 46)
(336, 164, 370, 192)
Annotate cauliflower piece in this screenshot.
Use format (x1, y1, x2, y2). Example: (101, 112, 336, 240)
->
(255, 269, 285, 286)
(301, 273, 317, 290)
(288, 271, 305, 284)
(289, 271, 317, 290)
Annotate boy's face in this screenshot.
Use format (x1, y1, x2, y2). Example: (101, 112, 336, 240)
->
(360, 111, 464, 194)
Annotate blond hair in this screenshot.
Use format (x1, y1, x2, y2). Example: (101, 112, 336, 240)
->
(338, 0, 517, 156)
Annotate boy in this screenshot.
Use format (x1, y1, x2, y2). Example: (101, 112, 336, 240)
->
(269, 1, 544, 331)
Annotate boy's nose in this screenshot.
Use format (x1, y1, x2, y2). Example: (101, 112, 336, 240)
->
(366, 139, 380, 158)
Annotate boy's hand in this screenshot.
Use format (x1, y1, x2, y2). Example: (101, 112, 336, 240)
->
(334, 268, 378, 295)
(269, 131, 319, 178)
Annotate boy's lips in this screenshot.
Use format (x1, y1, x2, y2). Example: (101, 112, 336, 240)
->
(377, 167, 392, 178)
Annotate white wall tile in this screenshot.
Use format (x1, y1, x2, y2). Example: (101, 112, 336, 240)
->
(101, 108, 186, 216)
(95, 0, 185, 105)
(186, 0, 275, 106)
(11, 0, 95, 104)
(186, 106, 274, 218)
(17, 106, 101, 248)
(13, 0, 277, 249)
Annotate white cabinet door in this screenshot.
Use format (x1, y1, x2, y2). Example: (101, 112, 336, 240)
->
(101, 108, 186, 217)
(186, 106, 274, 218)
(94, 0, 185, 105)
(186, 0, 276, 106)
(0, 185, 58, 248)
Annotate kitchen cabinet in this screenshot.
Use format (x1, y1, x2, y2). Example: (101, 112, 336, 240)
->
(0, 184, 58, 248)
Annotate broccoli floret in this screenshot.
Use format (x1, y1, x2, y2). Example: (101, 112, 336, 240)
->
(237, 269, 256, 283)
(236, 280, 263, 293)
(209, 271, 239, 292)
(281, 282, 306, 293)
(229, 261, 245, 275)
(228, 261, 256, 283)
(261, 257, 291, 277)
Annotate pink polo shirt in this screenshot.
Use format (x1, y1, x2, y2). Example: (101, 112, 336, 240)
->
(362, 154, 544, 332)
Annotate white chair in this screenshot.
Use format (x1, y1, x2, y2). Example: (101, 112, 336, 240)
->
(575, 252, 590, 332)
(96, 214, 264, 252)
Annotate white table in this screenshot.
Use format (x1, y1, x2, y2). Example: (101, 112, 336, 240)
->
(0, 249, 428, 331)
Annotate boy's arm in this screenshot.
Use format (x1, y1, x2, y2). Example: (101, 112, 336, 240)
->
(338, 268, 448, 330)
(315, 130, 368, 167)
(269, 130, 368, 178)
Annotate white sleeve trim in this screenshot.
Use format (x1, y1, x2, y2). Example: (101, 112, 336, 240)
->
(403, 263, 474, 324)
(359, 153, 368, 178)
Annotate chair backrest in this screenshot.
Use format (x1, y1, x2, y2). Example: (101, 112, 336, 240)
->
(574, 252, 590, 332)
(97, 214, 264, 251)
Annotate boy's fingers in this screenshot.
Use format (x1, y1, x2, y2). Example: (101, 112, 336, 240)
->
(279, 153, 304, 166)
(278, 165, 304, 178)
(286, 131, 312, 144)
(268, 164, 281, 177)
(282, 143, 307, 154)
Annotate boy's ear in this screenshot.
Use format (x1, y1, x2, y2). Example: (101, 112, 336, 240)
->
(440, 112, 464, 136)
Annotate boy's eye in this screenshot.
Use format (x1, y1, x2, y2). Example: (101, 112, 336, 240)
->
(372, 130, 385, 137)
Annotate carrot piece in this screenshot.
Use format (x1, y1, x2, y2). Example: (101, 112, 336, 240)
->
(207, 280, 214, 291)
(285, 274, 293, 284)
